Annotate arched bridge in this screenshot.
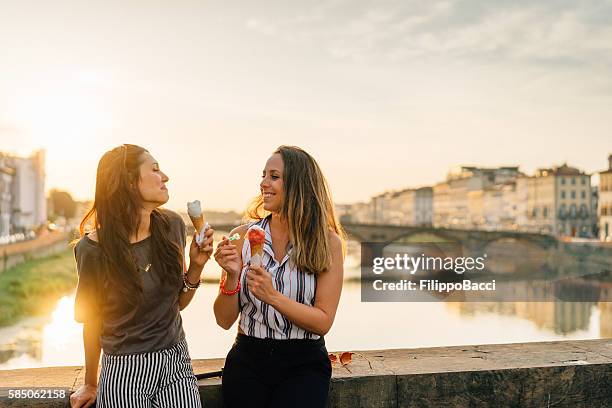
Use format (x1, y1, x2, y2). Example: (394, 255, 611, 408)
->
(205, 222, 559, 253)
(341, 223, 558, 251)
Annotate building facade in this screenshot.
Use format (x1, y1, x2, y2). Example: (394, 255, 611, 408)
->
(341, 161, 598, 239)
(435, 166, 521, 229)
(384, 187, 433, 226)
(433, 181, 450, 228)
(414, 187, 433, 226)
(523, 164, 593, 237)
(339, 201, 373, 224)
(0, 150, 46, 237)
(598, 155, 612, 241)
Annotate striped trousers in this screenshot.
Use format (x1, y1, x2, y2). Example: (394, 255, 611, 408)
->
(97, 339, 201, 408)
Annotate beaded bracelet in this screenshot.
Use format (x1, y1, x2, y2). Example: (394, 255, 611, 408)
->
(182, 273, 201, 293)
(219, 273, 241, 296)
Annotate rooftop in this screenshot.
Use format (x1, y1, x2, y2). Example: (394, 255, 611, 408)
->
(535, 163, 586, 177)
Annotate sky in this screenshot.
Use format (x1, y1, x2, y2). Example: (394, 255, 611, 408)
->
(1, 0, 611, 212)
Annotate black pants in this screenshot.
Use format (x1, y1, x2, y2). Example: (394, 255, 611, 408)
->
(222, 334, 332, 408)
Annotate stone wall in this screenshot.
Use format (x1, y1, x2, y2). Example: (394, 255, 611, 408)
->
(1, 339, 610, 407)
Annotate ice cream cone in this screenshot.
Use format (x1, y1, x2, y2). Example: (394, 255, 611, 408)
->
(247, 225, 266, 267)
(190, 214, 205, 234)
(187, 200, 206, 235)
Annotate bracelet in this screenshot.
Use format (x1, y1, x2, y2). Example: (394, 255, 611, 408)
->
(219, 273, 241, 296)
(182, 273, 201, 292)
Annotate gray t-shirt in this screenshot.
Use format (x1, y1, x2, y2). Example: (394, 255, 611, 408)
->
(74, 208, 187, 355)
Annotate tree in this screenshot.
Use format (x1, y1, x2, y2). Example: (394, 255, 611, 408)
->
(49, 189, 77, 219)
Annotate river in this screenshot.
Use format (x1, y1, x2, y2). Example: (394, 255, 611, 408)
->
(0, 238, 609, 370)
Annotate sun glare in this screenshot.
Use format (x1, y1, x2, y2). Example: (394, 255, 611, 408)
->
(41, 295, 83, 366)
(9, 71, 113, 155)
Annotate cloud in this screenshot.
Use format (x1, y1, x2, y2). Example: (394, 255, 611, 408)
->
(245, 18, 278, 36)
(242, 1, 612, 68)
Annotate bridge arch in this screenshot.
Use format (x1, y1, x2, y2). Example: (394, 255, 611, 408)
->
(474, 233, 557, 253)
(390, 229, 462, 245)
(342, 230, 368, 243)
(340, 223, 558, 253)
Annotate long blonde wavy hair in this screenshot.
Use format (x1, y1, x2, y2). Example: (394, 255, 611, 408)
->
(246, 146, 346, 275)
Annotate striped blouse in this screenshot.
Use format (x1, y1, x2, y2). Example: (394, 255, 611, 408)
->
(238, 215, 319, 340)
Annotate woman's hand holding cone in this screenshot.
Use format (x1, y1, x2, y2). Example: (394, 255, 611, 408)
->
(190, 228, 214, 268)
(246, 264, 278, 304)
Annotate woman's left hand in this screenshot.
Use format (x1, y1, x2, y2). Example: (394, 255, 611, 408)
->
(189, 228, 214, 268)
(247, 264, 279, 304)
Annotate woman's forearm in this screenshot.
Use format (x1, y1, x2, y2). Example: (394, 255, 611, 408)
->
(178, 263, 204, 310)
(83, 319, 102, 386)
(213, 271, 240, 329)
(268, 294, 333, 336)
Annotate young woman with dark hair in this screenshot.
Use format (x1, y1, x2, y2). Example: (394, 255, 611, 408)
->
(214, 145, 345, 408)
(70, 144, 213, 408)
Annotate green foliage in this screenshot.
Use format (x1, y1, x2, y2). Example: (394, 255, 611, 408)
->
(0, 250, 77, 326)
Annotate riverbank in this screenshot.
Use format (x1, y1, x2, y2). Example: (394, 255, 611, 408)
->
(0, 230, 69, 273)
(0, 249, 76, 327)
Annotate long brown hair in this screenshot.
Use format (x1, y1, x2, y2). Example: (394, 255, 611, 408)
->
(79, 144, 182, 304)
(247, 145, 346, 274)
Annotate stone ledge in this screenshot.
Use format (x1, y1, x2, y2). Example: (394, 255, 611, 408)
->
(1, 339, 610, 407)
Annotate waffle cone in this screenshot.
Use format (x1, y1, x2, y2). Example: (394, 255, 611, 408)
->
(251, 243, 263, 257)
(189, 214, 205, 234)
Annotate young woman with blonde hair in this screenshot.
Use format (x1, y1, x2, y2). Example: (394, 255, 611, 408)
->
(214, 145, 345, 408)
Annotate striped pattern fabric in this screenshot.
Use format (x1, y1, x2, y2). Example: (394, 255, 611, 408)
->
(239, 216, 319, 340)
(97, 339, 201, 408)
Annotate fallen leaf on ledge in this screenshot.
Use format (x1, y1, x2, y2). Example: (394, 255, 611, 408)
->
(340, 352, 353, 365)
(328, 352, 354, 366)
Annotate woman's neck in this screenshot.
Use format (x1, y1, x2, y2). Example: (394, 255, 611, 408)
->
(270, 213, 289, 236)
(132, 207, 153, 243)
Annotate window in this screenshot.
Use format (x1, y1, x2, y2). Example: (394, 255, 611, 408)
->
(581, 178, 586, 185)
(559, 204, 567, 219)
(561, 178, 566, 185)
(571, 177, 576, 185)
(579, 204, 589, 219)
(571, 191, 576, 199)
(543, 207, 548, 217)
(561, 191, 566, 199)
(581, 191, 586, 199)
